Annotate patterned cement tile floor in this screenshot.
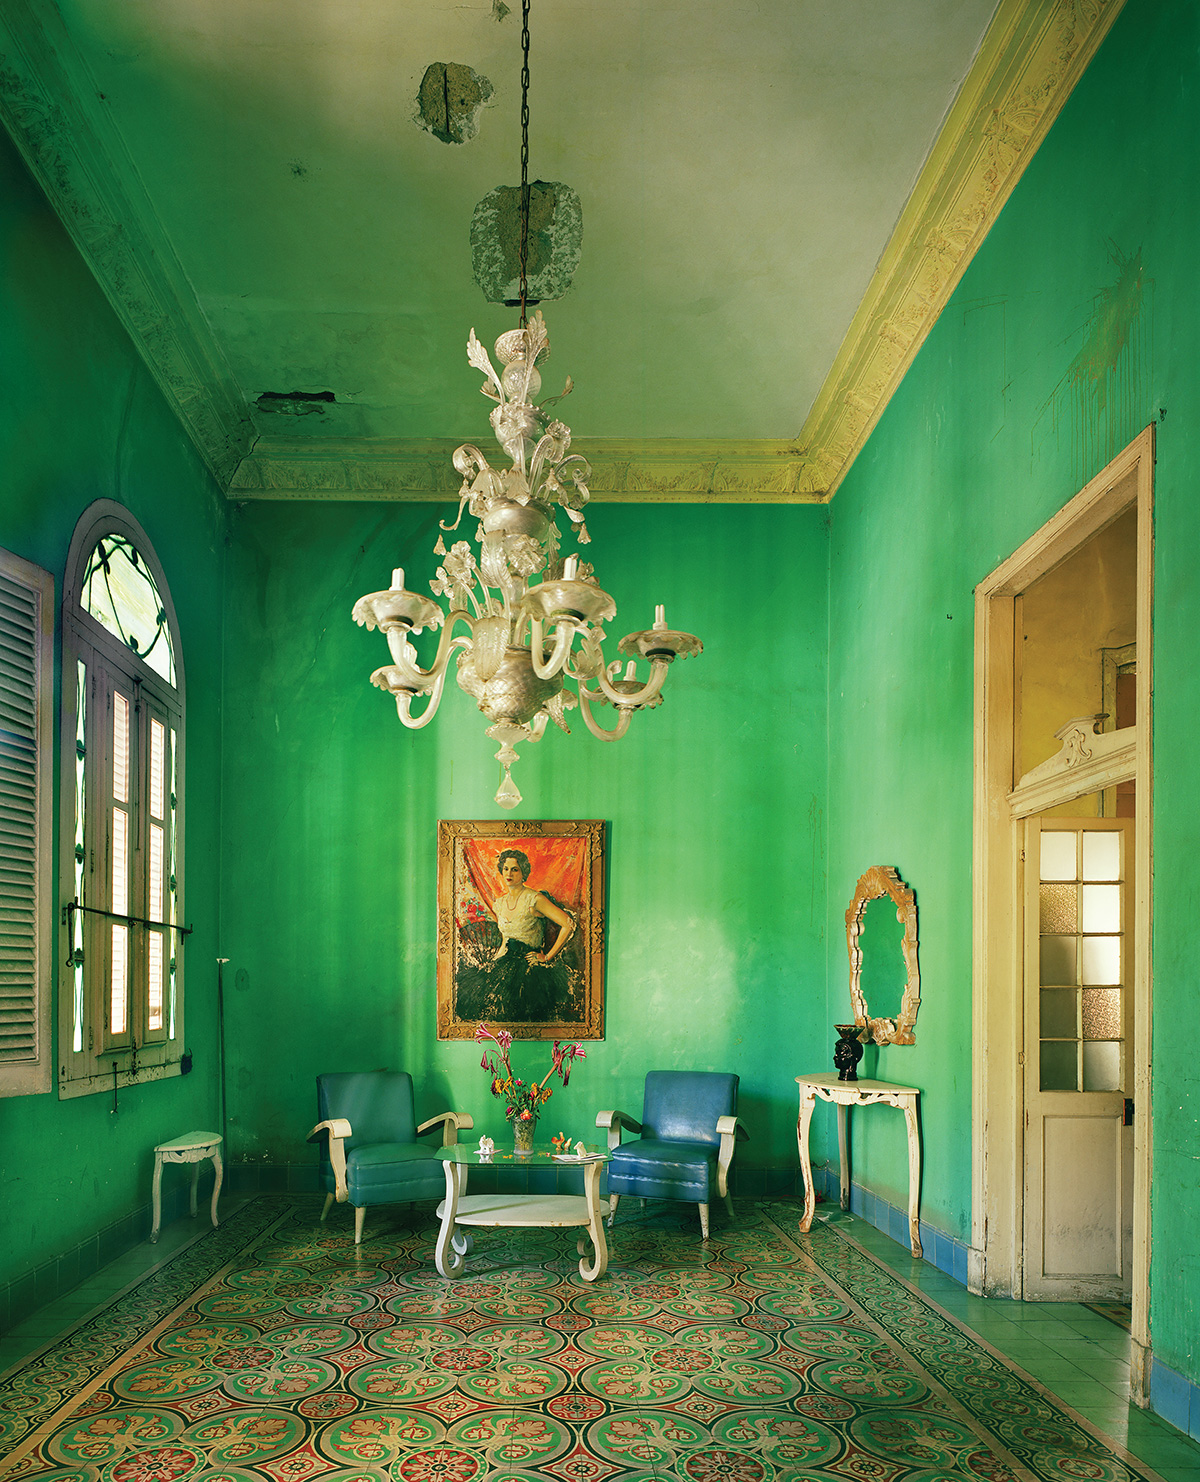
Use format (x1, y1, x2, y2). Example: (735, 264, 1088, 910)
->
(1, 1195, 1198, 1482)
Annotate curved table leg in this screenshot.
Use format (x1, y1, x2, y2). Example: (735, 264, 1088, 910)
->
(578, 1160, 609, 1282)
(903, 1097, 923, 1257)
(797, 1091, 818, 1232)
(435, 1162, 465, 1277)
(209, 1147, 223, 1229)
(837, 1103, 851, 1211)
(150, 1154, 164, 1243)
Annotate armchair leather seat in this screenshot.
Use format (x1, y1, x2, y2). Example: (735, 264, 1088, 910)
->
(338, 1143, 447, 1201)
(598, 1070, 747, 1238)
(606, 1139, 716, 1203)
(309, 1071, 473, 1243)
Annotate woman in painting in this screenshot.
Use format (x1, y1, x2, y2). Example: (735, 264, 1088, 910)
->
(457, 848, 579, 1023)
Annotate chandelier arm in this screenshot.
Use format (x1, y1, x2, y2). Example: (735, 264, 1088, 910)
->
(394, 664, 453, 730)
(388, 613, 474, 688)
(528, 616, 577, 679)
(576, 687, 634, 743)
(590, 657, 671, 709)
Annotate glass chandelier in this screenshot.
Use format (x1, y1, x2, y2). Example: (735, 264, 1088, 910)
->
(351, 1, 701, 811)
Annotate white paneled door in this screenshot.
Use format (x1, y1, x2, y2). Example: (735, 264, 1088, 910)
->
(1023, 817, 1134, 1300)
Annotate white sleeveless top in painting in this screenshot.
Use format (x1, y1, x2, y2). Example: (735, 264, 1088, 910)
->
(493, 888, 545, 949)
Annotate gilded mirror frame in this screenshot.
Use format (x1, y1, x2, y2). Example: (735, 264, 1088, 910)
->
(847, 865, 920, 1045)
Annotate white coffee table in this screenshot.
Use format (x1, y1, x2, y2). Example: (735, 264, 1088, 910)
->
(436, 1143, 610, 1281)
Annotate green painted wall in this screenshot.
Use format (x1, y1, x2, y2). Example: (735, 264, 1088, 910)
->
(827, 0, 1198, 1387)
(218, 498, 829, 1176)
(0, 127, 225, 1290)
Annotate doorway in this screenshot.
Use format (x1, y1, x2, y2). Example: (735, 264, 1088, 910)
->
(972, 428, 1153, 1397)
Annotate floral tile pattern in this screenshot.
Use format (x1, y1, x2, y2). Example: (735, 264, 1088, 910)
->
(0, 1196, 1169, 1482)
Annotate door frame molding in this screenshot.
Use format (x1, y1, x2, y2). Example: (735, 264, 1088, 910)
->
(971, 426, 1154, 1397)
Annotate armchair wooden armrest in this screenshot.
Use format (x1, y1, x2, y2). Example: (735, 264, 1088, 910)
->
(715, 1115, 749, 1198)
(595, 1108, 642, 1153)
(307, 1118, 353, 1202)
(417, 1110, 475, 1146)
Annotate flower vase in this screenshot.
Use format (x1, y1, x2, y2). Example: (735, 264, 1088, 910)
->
(512, 1117, 537, 1155)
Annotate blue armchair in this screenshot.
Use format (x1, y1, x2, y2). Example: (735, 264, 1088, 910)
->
(308, 1071, 474, 1244)
(597, 1070, 747, 1238)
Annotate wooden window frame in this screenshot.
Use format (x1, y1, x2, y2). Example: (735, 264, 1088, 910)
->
(58, 503, 186, 1099)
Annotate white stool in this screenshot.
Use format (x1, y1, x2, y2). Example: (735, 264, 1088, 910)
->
(151, 1131, 223, 1243)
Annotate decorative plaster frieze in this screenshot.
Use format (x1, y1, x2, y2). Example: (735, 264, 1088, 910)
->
(0, 0, 254, 485)
(792, 0, 1127, 500)
(1007, 717, 1137, 819)
(228, 438, 817, 504)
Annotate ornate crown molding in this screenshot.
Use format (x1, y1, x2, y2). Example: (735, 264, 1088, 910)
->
(228, 437, 819, 504)
(0, 0, 254, 485)
(0, 0, 1123, 502)
(792, 0, 1127, 501)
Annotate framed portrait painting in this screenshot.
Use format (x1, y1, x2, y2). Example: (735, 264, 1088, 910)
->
(437, 819, 605, 1040)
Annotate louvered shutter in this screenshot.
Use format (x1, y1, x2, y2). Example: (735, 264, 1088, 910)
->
(0, 551, 53, 1094)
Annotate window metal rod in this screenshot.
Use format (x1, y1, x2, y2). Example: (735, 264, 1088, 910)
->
(63, 899, 193, 936)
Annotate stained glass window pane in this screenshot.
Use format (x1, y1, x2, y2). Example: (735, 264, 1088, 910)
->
(81, 537, 175, 686)
(1082, 831, 1120, 881)
(148, 932, 164, 1031)
(111, 807, 128, 916)
(1041, 1041, 1078, 1091)
(1040, 987, 1077, 1039)
(149, 824, 164, 921)
(1082, 1040, 1121, 1092)
(110, 923, 128, 1035)
(150, 718, 165, 819)
(112, 692, 129, 804)
(1082, 884, 1120, 933)
(1039, 883, 1076, 934)
(1040, 935, 1077, 986)
(1081, 935, 1120, 986)
(1082, 988, 1121, 1041)
(1040, 832, 1077, 881)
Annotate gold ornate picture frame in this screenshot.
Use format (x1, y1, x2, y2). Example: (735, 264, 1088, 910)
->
(846, 864, 920, 1046)
(437, 819, 605, 1041)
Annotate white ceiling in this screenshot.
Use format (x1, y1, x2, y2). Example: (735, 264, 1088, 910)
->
(51, 0, 995, 442)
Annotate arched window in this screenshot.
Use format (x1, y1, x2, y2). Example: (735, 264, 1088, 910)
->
(59, 503, 185, 1097)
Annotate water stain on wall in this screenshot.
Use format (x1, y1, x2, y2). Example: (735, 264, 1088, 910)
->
(1035, 245, 1150, 483)
(1069, 246, 1144, 412)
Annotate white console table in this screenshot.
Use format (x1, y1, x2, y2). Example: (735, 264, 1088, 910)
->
(150, 1130, 223, 1243)
(795, 1073, 922, 1257)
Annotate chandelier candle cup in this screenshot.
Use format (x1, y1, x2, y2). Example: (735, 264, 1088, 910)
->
(351, 315, 702, 809)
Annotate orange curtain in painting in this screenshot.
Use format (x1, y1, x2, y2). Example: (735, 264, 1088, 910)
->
(461, 836, 587, 920)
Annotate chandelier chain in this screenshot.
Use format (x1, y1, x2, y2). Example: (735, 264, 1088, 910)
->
(518, 0, 531, 327)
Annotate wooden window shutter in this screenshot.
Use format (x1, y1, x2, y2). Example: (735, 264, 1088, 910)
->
(0, 550, 54, 1094)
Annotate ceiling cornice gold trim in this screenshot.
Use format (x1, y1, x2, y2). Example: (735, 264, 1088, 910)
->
(229, 438, 822, 504)
(0, 0, 255, 485)
(792, 0, 1127, 501)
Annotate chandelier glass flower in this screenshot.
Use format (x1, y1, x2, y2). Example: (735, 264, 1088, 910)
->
(351, 1, 701, 811)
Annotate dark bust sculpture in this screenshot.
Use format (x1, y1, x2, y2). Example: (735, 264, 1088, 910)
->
(833, 1024, 865, 1082)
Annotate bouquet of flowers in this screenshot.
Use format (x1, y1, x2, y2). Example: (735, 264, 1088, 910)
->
(475, 1022, 586, 1127)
